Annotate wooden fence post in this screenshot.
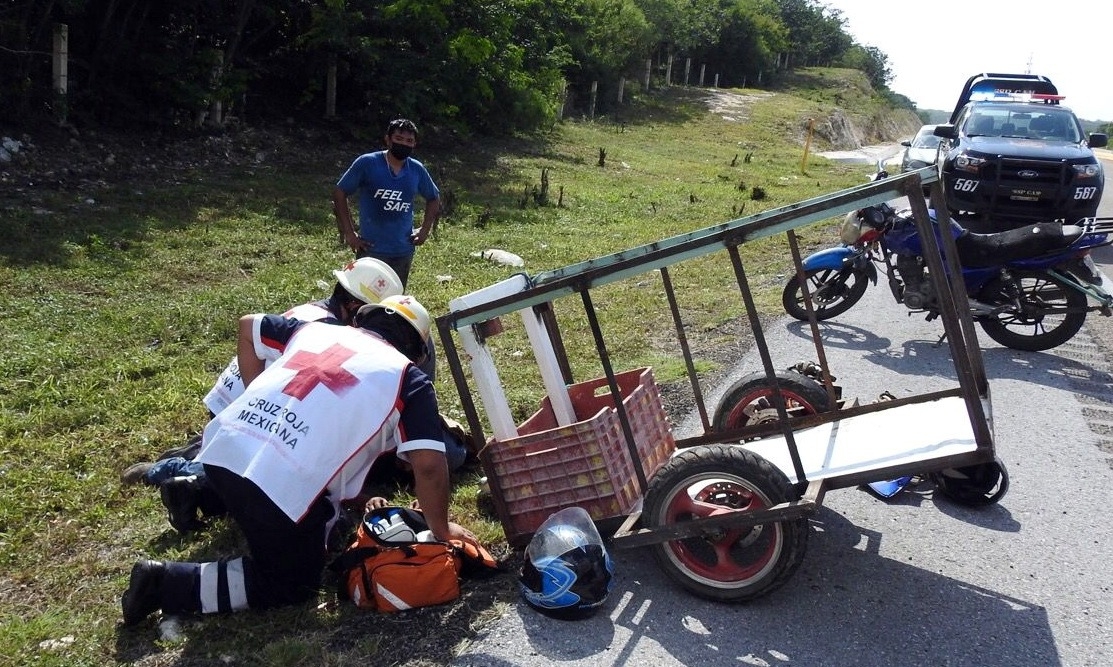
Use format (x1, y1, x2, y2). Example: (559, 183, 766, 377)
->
(801, 118, 815, 173)
(684, 58, 691, 86)
(589, 81, 598, 119)
(699, 64, 706, 87)
(207, 50, 224, 126)
(52, 23, 68, 123)
(617, 77, 625, 104)
(644, 59, 652, 92)
(665, 55, 674, 87)
(326, 53, 337, 119)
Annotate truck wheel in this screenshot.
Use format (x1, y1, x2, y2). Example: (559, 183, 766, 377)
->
(642, 445, 808, 602)
(712, 370, 833, 433)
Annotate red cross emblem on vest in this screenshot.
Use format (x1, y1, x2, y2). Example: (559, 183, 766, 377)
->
(281, 344, 359, 400)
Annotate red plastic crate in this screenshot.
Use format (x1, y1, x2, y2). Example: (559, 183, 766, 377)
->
(482, 367, 676, 545)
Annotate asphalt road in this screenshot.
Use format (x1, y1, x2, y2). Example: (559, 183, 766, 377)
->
(452, 153, 1113, 667)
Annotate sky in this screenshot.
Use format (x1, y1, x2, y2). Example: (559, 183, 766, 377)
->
(821, 0, 1112, 122)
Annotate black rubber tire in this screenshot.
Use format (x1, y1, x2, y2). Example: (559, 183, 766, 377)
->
(712, 370, 834, 433)
(642, 445, 809, 602)
(930, 457, 1009, 507)
(977, 270, 1087, 352)
(782, 268, 869, 321)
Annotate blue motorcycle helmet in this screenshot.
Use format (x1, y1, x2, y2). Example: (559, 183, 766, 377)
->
(519, 507, 614, 619)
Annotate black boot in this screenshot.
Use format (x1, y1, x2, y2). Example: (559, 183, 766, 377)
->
(121, 560, 166, 626)
(160, 476, 206, 534)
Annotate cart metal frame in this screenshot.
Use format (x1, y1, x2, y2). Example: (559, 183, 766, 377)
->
(436, 166, 995, 551)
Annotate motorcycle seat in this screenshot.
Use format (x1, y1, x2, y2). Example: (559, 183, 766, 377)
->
(956, 222, 1079, 268)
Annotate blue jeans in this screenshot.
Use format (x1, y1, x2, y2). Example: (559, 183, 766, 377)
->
(444, 428, 467, 471)
(146, 457, 205, 485)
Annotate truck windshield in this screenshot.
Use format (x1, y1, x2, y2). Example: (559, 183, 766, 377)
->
(964, 109, 1081, 142)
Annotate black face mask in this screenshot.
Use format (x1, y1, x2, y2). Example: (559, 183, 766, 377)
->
(388, 143, 413, 160)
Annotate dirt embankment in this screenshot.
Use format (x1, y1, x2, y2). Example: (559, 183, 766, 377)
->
(702, 87, 922, 151)
(812, 108, 922, 149)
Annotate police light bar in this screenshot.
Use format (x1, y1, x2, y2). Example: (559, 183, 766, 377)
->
(968, 90, 1065, 104)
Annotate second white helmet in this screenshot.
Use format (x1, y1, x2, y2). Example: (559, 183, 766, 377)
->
(363, 294, 432, 342)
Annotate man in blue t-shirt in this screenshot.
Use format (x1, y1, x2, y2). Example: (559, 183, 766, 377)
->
(332, 118, 441, 288)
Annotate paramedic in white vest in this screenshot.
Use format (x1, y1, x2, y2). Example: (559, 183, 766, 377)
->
(116, 257, 442, 534)
(121, 256, 406, 479)
(121, 295, 477, 625)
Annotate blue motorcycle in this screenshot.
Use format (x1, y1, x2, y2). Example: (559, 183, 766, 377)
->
(782, 199, 1113, 352)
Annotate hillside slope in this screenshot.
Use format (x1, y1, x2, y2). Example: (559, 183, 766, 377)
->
(774, 67, 923, 148)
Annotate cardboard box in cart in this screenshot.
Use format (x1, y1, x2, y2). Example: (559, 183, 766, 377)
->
(482, 367, 676, 546)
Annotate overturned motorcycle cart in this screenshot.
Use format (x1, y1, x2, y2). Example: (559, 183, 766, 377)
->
(436, 167, 1001, 601)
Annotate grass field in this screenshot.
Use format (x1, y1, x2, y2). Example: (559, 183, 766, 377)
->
(0, 69, 905, 666)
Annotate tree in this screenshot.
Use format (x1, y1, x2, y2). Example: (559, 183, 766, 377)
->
(691, 0, 787, 88)
(323, 0, 571, 134)
(0, 0, 902, 135)
(636, 0, 725, 72)
(773, 0, 849, 68)
(839, 44, 891, 90)
(556, 0, 653, 114)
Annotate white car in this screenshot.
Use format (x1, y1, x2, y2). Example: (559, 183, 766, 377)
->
(900, 125, 942, 173)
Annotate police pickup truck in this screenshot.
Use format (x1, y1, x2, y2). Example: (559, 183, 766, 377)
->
(932, 73, 1107, 230)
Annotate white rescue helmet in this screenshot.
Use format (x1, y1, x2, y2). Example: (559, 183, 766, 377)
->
(364, 294, 432, 342)
(333, 258, 403, 304)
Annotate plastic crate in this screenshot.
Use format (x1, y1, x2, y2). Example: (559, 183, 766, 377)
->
(482, 367, 676, 545)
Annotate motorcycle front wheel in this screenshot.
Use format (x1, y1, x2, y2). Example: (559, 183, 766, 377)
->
(782, 268, 869, 321)
(976, 270, 1087, 351)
